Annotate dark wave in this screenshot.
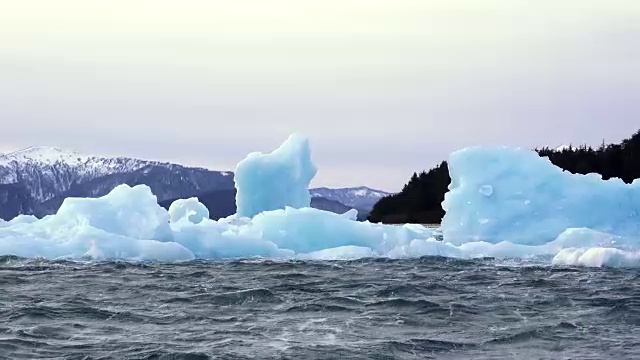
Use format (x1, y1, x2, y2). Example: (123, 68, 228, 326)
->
(195, 288, 283, 306)
(383, 338, 471, 353)
(284, 303, 354, 313)
(365, 298, 448, 314)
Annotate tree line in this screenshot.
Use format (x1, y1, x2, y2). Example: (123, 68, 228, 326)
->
(367, 129, 640, 224)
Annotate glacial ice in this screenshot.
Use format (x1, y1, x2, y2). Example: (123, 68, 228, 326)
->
(234, 133, 317, 218)
(0, 183, 434, 261)
(0, 135, 639, 267)
(442, 146, 640, 245)
(54, 184, 174, 241)
(168, 198, 210, 224)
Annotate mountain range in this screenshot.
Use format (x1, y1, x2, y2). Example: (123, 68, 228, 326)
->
(309, 186, 391, 210)
(0, 146, 391, 221)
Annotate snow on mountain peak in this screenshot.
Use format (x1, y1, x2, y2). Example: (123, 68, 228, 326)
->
(0, 146, 203, 172)
(0, 146, 235, 203)
(349, 186, 389, 197)
(0, 146, 89, 166)
(309, 186, 392, 210)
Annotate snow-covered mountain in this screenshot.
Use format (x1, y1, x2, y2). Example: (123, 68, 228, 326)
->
(0, 146, 235, 218)
(309, 186, 392, 210)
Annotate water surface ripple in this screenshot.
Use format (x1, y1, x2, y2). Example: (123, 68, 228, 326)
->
(0, 256, 638, 359)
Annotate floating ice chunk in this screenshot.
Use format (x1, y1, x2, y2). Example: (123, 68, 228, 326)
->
(341, 208, 359, 221)
(168, 198, 209, 224)
(234, 133, 317, 218)
(442, 146, 640, 245)
(54, 184, 173, 241)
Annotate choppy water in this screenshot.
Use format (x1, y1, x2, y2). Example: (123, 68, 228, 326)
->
(0, 256, 639, 359)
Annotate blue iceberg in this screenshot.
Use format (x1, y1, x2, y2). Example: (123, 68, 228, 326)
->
(441, 146, 640, 245)
(234, 133, 316, 218)
(0, 134, 639, 267)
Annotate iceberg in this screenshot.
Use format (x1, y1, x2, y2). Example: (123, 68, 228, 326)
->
(168, 197, 210, 224)
(442, 146, 640, 245)
(234, 133, 317, 218)
(0, 183, 435, 261)
(0, 134, 436, 262)
(0, 134, 639, 267)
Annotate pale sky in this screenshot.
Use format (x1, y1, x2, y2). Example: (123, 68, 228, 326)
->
(0, 0, 639, 191)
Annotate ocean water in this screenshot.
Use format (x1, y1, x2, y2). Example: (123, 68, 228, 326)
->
(0, 256, 638, 359)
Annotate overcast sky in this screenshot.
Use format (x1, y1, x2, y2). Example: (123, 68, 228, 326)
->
(1, 1, 639, 191)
